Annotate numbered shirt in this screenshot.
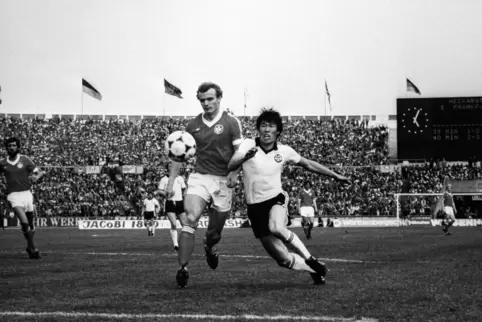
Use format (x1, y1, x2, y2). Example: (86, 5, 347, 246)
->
(298, 189, 316, 207)
(0, 154, 37, 194)
(158, 175, 186, 201)
(239, 138, 301, 205)
(186, 110, 243, 176)
(143, 198, 160, 212)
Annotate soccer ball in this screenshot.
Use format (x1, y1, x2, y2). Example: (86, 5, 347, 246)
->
(165, 131, 197, 162)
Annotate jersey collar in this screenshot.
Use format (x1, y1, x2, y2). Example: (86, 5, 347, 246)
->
(255, 137, 278, 154)
(202, 110, 223, 128)
(6, 154, 21, 166)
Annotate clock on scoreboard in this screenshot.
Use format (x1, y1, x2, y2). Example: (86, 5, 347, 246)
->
(397, 97, 482, 161)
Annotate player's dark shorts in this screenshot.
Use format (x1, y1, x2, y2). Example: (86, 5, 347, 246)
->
(165, 200, 184, 215)
(144, 211, 155, 220)
(247, 193, 287, 239)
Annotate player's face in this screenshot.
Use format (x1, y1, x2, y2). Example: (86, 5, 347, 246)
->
(147, 193, 153, 200)
(446, 184, 452, 193)
(197, 88, 220, 115)
(6, 141, 19, 157)
(258, 121, 280, 146)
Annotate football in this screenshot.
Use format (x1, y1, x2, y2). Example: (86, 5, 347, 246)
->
(165, 131, 197, 162)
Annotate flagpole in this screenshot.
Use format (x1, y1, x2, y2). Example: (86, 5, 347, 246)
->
(244, 88, 247, 117)
(324, 87, 327, 119)
(81, 84, 84, 115)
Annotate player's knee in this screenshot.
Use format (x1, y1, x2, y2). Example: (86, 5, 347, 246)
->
(206, 230, 222, 243)
(268, 222, 285, 239)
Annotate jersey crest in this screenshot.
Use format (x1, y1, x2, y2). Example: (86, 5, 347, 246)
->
(273, 153, 283, 163)
(17, 162, 24, 169)
(214, 124, 224, 134)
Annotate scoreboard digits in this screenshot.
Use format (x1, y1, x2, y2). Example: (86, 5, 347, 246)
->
(397, 97, 482, 161)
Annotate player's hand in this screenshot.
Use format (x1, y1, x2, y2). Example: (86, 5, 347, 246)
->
(165, 186, 175, 199)
(226, 172, 238, 188)
(334, 174, 351, 184)
(243, 148, 258, 162)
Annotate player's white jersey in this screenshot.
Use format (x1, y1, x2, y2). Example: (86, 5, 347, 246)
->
(238, 138, 301, 205)
(158, 175, 186, 201)
(143, 198, 160, 212)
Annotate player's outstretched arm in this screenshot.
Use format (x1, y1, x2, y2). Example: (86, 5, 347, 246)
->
(227, 147, 257, 172)
(297, 157, 350, 183)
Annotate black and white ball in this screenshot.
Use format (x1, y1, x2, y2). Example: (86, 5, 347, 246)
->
(165, 131, 196, 162)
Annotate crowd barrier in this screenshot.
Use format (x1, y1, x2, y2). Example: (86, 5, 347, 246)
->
(2, 216, 481, 229)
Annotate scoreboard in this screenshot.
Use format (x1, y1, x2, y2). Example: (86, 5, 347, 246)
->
(397, 97, 482, 161)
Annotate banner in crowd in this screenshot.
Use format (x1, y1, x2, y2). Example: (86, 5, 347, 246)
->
(72, 165, 144, 175)
(430, 219, 482, 227)
(78, 218, 247, 230)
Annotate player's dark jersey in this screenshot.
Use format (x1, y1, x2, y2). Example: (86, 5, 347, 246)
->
(186, 110, 243, 176)
(298, 189, 316, 207)
(0, 155, 36, 194)
(443, 192, 455, 208)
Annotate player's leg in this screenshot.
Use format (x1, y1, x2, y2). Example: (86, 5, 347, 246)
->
(150, 218, 156, 236)
(144, 217, 151, 236)
(203, 178, 232, 270)
(307, 216, 314, 239)
(9, 193, 39, 258)
(301, 215, 310, 239)
(268, 202, 327, 282)
(166, 211, 179, 251)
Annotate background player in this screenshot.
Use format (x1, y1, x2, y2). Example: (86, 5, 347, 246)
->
(166, 82, 243, 288)
(141, 191, 160, 236)
(441, 184, 456, 235)
(157, 162, 186, 251)
(227, 108, 350, 285)
(297, 181, 318, 240)
(0, 137, 43, 258)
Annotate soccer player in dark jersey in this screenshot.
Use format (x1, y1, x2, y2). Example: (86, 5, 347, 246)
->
(0, 137, 43, 259)
(298, 181, 318, 240)
(441, 184, 456, 236)
(166, 82, 243, 288)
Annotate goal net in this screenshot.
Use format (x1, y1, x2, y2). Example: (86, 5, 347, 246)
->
(394, 192, 482, 223)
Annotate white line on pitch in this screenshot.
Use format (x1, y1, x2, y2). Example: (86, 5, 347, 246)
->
(0, 311, 378, 321)
(0, 251, 365, 263)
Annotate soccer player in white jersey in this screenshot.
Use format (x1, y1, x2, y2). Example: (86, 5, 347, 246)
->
(298, 181, 318, 240)
(228, 108, 350, 285)
(0, 137, 43, 259)
(157, 162, 186, 251)
(142, 192, 160, 236)
(166, 82, 243, 288)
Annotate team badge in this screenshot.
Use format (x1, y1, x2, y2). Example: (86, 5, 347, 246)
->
(274, 153, 283, 163)
(214, 124, 224, 134)
(17, 162, 24, 169)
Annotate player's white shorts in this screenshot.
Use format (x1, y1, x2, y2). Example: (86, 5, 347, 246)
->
(186, 173, 232, 212)
(300, 206, 315, 217)
(7, 191, 34, 212)
(443, 206, 456, 220)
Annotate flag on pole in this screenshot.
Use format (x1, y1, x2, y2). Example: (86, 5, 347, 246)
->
(406, 78, 421, 95)
(82, 79, 102, 100)
(164, 79, 183, 99)
(325, 80, 331, 111)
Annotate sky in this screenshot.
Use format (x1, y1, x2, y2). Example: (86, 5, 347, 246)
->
(1, 0, 482, 117)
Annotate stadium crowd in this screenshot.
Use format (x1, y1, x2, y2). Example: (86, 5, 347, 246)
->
(1, 115, 481, 219)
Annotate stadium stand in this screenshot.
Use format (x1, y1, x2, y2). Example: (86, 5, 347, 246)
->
(1, 115, 481, 219)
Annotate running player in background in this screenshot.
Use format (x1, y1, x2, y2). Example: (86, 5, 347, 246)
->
(441, 184, 456, 236)
(142, 191, 160, 236)
(157, 162, 186, 252)
(0, 137, 43, 258)
(166, 82, 243, 288)
(228, 108, 350, 285)
(298, 181, 318, 240)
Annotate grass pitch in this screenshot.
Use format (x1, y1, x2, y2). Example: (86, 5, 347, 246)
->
(1, 225, 481, 321)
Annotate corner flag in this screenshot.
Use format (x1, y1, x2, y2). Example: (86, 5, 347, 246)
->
(164, 79, 183, 99)
(82, 79, 102, 100)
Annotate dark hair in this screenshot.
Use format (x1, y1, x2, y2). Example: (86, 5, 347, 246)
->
(256, 108, 283, 135)
(197, 82, 223, 99)
(5, 137, 20, 149)
(304, 180, 312, 188)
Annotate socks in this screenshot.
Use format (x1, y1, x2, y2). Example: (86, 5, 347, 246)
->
(289, 253, 316, 273)
(170, 229, 178, 247)
(285, 231, 311, 259)
(178, 226, 196, 267)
